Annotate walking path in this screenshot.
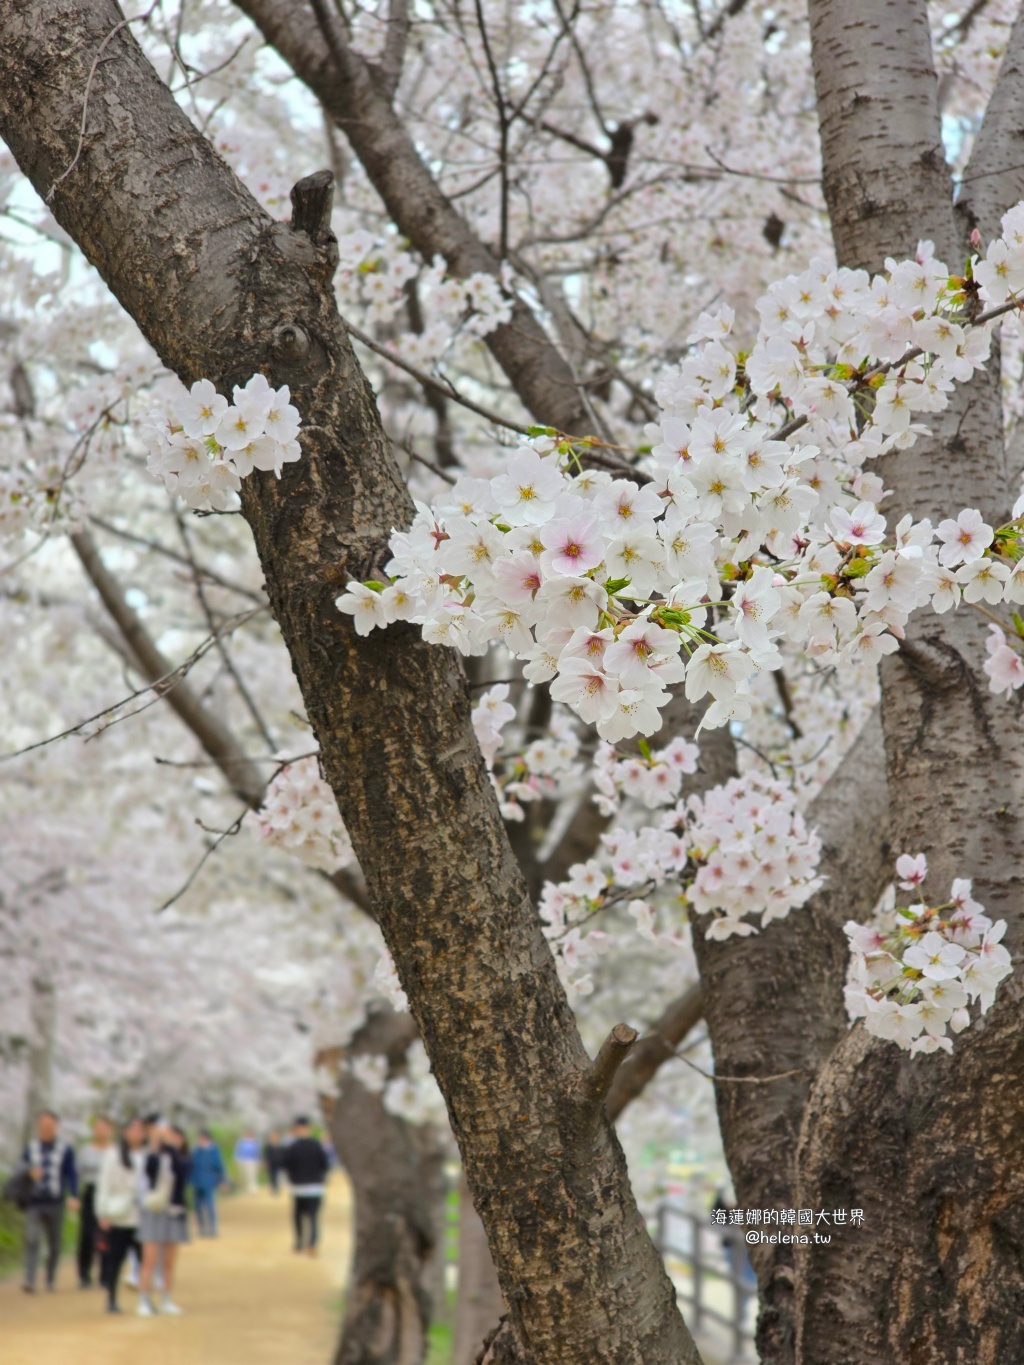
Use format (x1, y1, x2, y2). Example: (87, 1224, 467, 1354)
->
(0, 1181, 352, 1365)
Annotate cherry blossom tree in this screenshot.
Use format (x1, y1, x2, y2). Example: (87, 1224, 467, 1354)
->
(0, 2, 1023, 1363)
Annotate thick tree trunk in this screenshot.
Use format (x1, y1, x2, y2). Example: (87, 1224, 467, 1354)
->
(795, 5, 1024, 1361)
(0, 7, 699, 1359)
(692, 710, 892, 1365)
(955, 2, 1024, 247)
(319, 1007, 446, 1365)
(23, 970, 56, 1142)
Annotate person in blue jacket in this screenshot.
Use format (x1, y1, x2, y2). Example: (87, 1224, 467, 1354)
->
(188, 1129, 227, 1237)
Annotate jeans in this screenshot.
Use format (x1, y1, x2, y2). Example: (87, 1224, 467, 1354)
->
(24, 1201, 64, 1289)
(292, 1195, 322, 1249)
(193, 1186, 218, 1236)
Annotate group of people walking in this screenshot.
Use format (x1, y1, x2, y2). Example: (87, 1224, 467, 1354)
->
(10, 1109, 333, 1317)
(17, 1110, 193, 1315)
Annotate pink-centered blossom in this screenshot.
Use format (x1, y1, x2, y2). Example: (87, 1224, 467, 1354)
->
(829, 501, 886, 547)
(539, 512, 605, 575)
(935, 508, 993, 567)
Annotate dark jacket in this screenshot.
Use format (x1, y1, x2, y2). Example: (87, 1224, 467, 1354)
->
(281, 1136, 329, 1188)
(22, 1140, 77, 1204)
(145, 1146, 189, 1210)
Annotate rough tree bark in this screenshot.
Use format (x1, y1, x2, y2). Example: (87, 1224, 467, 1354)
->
(0, 5, 700, 1360)
(793, 5, 1024, 1362)
(318, 1006, 447, 1365)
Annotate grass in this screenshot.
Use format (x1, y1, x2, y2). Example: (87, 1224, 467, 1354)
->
(0, 1197, 24, 1276)
(427, 1319, 453, 1365)
(0, 1190, 80, 1279)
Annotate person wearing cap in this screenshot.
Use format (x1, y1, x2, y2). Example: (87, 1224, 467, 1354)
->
(280, 1116, 329, 1256)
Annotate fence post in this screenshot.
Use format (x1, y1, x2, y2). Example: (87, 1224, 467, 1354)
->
(691, 1214, 703, 1332)
(731, 1268, 746, 1362)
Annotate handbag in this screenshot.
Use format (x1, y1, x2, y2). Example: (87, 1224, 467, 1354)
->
(142, 1156, 173, 1214)
(104, 1189, 136, 1222)
(2, 1168, 35, 1211)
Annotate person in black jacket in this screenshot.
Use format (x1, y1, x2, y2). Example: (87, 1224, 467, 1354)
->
(263, 1130, 285, 1194)
(280, 1117, 329, 1256)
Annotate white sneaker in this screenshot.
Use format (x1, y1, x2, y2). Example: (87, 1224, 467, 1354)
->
(161, 1300, 183, 1316)
(124, 1275, 138, 1290)
(136, 1298, 155, 1318)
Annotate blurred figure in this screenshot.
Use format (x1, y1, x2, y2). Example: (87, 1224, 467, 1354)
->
(137, 1121, 190, 1317)
(281, 1116, 329, 1257)
(234, 1130, 261, 1193)
(76, 1115, 113, 1289)
(96, 1116, 146, 1314)
(124, 1114, 161, 1291)
(263, 1130, 285, 1195)
(21, 1110, 79, 1294)
(189, 1129, 227, 1236)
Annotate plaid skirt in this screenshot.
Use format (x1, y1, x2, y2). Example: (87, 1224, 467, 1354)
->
(138, 1208, 190, 1245)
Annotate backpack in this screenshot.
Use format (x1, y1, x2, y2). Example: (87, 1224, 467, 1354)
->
(142, 1154, 173, 1214)
(2, 1167, 35, 1211)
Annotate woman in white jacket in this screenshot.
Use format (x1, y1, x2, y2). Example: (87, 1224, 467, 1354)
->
(96, 1117, 145, 1314)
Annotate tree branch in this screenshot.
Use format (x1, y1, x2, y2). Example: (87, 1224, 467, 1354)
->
(605, 983, 703, 1122)
(583, 1023, 638, 1107)
(376, 0, 410, 101)
(232, 0, 591, 434)
(71, 528, 268, 805)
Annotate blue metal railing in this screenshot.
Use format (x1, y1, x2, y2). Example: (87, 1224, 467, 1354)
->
(654, 1203, 756, 1363)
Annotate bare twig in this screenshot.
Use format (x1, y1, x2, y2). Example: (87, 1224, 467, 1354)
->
(176, 512, 277, 750)
(47, 3, 159, 201)
(345, 318, 531, 434)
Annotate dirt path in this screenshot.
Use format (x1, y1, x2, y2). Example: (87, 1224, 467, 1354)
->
(0, 1181, 352, 1365)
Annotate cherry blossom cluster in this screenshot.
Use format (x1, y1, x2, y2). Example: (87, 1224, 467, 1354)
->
(144, 374, 302, 512)
(336, 210, 1024, 734)
(471, 682, 582, 821)
(592, 735, 700, 815)
(681, 774, 823, 939)
(844, 854, 1012, 1056)
(539, 765, 822, 1002)
(336, 231, 513, 362)
(254, 755, 354, 873)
